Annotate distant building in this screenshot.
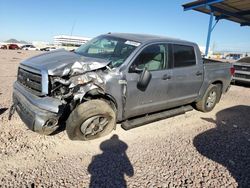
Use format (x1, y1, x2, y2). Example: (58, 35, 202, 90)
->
(53, 35, 91, 47)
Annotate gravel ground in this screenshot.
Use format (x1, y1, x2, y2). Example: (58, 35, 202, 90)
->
(0, 49, 249, 187)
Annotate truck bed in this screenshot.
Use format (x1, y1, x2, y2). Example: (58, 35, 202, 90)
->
(203, 58, 226, 64)
(202, 59, 232, 94)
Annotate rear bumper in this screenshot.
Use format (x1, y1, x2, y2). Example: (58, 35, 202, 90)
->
(233, 77, 250, 83)
(233, 70, 250, 83)
(12, 82, 63, 135)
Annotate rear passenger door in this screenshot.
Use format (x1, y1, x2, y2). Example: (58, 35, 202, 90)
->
(167, 44, 203, 108)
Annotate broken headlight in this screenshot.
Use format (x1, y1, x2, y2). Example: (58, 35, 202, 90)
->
(50, 76, 71, 98)
(49, 71, 104, 100)
(69, 72, 104, 88)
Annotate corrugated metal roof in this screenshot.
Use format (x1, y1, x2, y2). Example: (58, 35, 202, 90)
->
(183, 0, 250, 26)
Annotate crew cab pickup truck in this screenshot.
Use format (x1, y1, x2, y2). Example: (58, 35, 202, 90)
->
(9, 33, 234, 141)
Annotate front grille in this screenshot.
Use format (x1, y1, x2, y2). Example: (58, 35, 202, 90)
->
(234, 73, 250, 79)
(17, 67, 42, 95)
(234, 65, 250, 72)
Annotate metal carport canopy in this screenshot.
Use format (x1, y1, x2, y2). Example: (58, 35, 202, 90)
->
(182, 0, 250, 56)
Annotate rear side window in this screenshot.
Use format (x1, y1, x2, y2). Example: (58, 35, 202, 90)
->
(173, 44, 196, 68)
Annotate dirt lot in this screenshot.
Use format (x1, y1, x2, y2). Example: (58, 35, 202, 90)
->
(0, 49, 249, 187)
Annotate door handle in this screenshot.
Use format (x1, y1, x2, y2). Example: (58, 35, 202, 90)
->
(162, 74, 171, 80)
(196, 71, 203, 76)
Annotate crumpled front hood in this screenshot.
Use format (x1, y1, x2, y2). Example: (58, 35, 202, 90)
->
(20, 49, 110, 76)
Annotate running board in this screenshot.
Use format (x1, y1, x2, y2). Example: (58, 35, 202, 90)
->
(121, 105, 193, 130)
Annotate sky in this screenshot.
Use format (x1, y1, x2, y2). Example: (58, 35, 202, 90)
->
(0, 0, 250, 52)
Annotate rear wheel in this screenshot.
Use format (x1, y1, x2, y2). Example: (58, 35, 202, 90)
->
(66, 99, 116, 141)
(195, 84, 220, 112)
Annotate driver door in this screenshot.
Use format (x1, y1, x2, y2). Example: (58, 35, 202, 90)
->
(124, 43, 172, 118)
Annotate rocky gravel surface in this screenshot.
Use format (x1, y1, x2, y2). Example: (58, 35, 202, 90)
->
(0, 50, 250, 187)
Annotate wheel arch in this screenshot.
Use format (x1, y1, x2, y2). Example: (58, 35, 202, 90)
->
(211, 80, 223, 89)
(211, 80, 223, 102)
(84, 89, 118, 112)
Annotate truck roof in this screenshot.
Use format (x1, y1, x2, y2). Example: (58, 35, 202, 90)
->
(105, 32, 196, 46)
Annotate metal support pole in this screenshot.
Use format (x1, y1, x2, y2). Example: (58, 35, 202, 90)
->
(211, 19, 219, 32)
(205, 11, 214, 56)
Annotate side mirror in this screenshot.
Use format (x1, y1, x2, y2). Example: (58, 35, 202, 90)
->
(129, 65, 144, 73)
(137, 68, 152, 91)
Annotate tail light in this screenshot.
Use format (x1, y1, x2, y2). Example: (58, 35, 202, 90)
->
(230, 67, 235, 76)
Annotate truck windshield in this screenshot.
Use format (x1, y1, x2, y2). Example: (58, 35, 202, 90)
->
(75, 36, 139, 68)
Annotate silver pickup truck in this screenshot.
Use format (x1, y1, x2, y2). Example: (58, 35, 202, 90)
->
(9, 33, 233, 141)
(233, 57, 250, 84)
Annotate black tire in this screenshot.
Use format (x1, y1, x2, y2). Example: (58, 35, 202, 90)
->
(66, 100, 116, 141)
(195, 84, 220, 112)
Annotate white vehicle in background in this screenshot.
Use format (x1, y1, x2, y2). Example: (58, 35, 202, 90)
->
(48, 47, 57, 51)
(21, 45, 39, 51)
(40, 47, 58, 51)
(224, 53, 242, 60)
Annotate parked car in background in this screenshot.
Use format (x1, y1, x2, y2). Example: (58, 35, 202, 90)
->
(21, 45, 31, 49)
(21, 45, 39, 51)
(9, 44, 20, 50)
(40, 47, 50, 51)
(0, 45, 7, 49)
(233, 57, 250, 84)
(40, 47, 57, 51)
(224, 53, 242, 60)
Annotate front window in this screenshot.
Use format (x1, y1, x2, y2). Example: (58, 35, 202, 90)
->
(75, 36, 139, 68)
(131, 44, 168, 71)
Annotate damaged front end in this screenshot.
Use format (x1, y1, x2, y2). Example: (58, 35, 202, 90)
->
(50, 61, 109, 103)
(11, 58, 112, 136)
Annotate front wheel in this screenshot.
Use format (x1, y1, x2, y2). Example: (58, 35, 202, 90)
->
(195, 84, 220, 112)
(66, 100, 116, 141)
